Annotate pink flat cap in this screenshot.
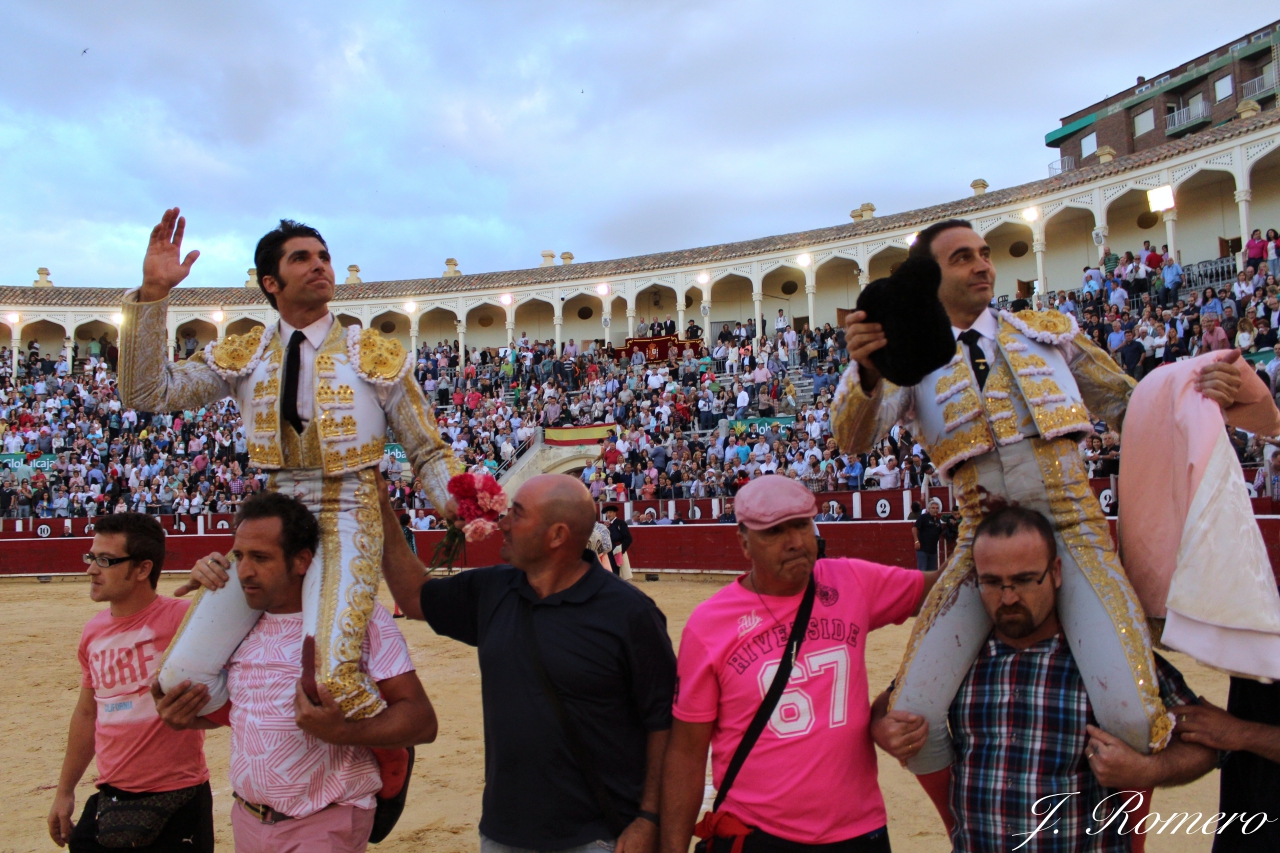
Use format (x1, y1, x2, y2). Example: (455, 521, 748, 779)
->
(735, 475, 818, 530)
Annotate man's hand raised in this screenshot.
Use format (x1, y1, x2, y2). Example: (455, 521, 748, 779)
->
(842, 309, 886, 391)
(140, 207, 200, 303)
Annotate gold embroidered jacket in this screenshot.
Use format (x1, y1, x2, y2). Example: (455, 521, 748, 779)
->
(119, 291, 461, 507)
(832, 309, 1134, 479)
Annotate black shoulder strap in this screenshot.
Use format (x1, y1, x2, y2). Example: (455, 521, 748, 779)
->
(712, 574, 816, 812)
(519, 597, 629, 838)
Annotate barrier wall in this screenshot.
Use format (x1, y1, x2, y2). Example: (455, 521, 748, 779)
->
(8, 518, 1280, 582)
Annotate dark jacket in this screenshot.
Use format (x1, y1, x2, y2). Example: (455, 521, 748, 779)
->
(607, 517, 633, 554)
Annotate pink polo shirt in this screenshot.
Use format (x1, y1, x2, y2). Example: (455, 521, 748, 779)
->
(673, 559, 923, 844)
(226, 603, 414, 818)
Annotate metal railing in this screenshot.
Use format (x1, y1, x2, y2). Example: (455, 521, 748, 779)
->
(1166, 101, 1212, 132)
(1048, 155, 1076, 176)
(1182, 256, 1239, 293)
(1242, 67, 1278, 100)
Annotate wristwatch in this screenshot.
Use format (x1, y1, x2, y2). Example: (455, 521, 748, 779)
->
(636, 810, 660, 827)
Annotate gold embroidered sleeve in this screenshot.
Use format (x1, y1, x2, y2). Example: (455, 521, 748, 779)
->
(1066, 332, 1135, 430)
(830, 364, 911, 455)
(118, 290, 232, 412)
(384, 372, 463, 510)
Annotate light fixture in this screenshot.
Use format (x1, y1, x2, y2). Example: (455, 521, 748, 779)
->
(796, 253, 812, 267)
(211, 310, 225, 323)
(112, 312, 124, 326)
(1022, 207, 1039, 222)
(905, 232, 919, 246)
(1147, 185, 1175, 212)
(403, 301, 417, 313)
(6, 312, 19, 325)
(499, 293, 513, 306)
(696, 272, 710, 284)
(595, 282, 610, 296)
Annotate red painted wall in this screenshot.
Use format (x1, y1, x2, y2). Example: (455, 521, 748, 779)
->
(9, 519, 1279, 583)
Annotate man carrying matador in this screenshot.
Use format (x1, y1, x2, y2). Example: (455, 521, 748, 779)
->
(831, 218, 1245, 797)
(120, 208, 460, 720)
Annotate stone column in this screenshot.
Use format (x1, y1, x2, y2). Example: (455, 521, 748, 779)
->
(805, 280, 817, 334)
(505, 321, 516, 347)
(626, 308, 636, 339)
(701, 301, 713, 349)
(677, 306, 686, 338)
(455, 321, 466, 358)
(1163, 208, 1178, 262)
(1094, 224, 1110, 260)
(1033, 239, 1047, 292)
(600, 311, 612, 347)
(553, 313, 563, 355)
(752, 293, 763, 340)
(1236, 188, 1252, 270)
(10, 331, 19, 380)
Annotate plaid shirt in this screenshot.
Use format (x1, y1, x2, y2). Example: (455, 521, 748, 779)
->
(948, 633, 1197, 853)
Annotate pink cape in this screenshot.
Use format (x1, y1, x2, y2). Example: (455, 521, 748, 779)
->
(1118, 351, 1280, 680)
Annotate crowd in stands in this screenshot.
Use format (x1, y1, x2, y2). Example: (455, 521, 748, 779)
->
(5, 232, 1280, 521)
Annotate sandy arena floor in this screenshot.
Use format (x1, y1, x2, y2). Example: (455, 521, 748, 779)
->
(2, 574, 1227, 853)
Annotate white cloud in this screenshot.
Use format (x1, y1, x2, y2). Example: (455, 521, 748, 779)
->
(0, 0, 1270, 288)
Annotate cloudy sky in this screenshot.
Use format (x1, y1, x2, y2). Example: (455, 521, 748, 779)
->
(0, 2, 1270, 289)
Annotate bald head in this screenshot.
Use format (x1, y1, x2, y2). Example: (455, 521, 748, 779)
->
(515, 474, 596, 553)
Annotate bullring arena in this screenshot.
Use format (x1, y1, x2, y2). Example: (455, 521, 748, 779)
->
(0, 506, 1264, 851)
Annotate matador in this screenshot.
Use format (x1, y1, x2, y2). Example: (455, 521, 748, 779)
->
(832, 218, 1243, 782)
(120, 209, 460, 719)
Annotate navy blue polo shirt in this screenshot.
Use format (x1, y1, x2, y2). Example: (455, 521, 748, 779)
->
(420, 554, 676, 850)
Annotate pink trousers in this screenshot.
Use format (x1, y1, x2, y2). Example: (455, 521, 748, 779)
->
(231, 800, 375, 853)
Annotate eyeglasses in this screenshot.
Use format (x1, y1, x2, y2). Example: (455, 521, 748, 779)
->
(977, 564, 1053, 595)
(83, 553, 135, 568)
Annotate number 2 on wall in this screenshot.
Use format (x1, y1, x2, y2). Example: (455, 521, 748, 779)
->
(757, 646, 850, 738)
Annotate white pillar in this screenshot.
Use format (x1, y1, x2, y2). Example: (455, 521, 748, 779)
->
(677, 306, 686, 338)
(1236, 187, 1252, 271)
(554, 313, 563, 355)
(1163, 208, 1178, 263)
(752, 293, 763, 340)
(1033, 239, 1047, 292)
(455, 321, 466, 357)
(1094, 224, 1110, 260)
(702, 301, 713, 350)
(601, 313, 611, 347)
(505, 322, 515, 347)
(10, 334, 18, 380)
(409, 332, 418, 357)
(626, 308, 636, 339)
(805, 283, 817, 333)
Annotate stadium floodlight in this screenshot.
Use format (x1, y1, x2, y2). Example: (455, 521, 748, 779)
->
(1023, 207, 1039, 222)
(905, 232, 919, 246)
(5, 313, 17, 324)
(112, 313, 124, 326)
(403, 301, 417, 313)
(499, 293, 513, 306)
(211, 310, 225, 323)
(1147, 185, 1175, 212)
(696, 272, 710, 284)
(796, 253, 812, 267)
(596, 283, 610, 295)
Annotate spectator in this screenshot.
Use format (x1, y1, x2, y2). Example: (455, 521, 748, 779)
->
(48, 513, 214, 852)
(914, 499, 943, 572)
(380, 474, 676, 853)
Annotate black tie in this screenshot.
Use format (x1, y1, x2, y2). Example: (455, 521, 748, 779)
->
(959, 329, 989, 391)
(282, 330, 306, 434)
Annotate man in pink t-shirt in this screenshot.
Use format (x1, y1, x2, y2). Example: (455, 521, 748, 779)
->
(660, 476, 937, 853)
(156, 492, 438, 853)
(49, 512, 213, 852)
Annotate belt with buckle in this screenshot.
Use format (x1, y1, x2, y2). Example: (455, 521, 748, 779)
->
(233, 793, 294, 824)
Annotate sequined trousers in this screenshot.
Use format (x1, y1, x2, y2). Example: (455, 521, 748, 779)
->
(888, 436, 1170, 775)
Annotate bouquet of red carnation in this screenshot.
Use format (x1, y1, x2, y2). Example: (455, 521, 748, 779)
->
(431, 472, 508, 571)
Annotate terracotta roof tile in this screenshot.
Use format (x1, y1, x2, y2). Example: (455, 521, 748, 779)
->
(3, 111, 1277, 309)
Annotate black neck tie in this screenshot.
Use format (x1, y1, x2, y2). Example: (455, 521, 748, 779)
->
(282, 330, 306, 434)
(959, 329, 989, 391)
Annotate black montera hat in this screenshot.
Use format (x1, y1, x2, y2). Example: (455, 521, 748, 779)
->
(854, 255, 955, 387)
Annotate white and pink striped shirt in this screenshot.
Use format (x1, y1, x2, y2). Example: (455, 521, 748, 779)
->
(226, 604, 414, 818)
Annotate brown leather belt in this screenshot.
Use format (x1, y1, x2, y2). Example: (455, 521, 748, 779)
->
(233, 792, 294, 825)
